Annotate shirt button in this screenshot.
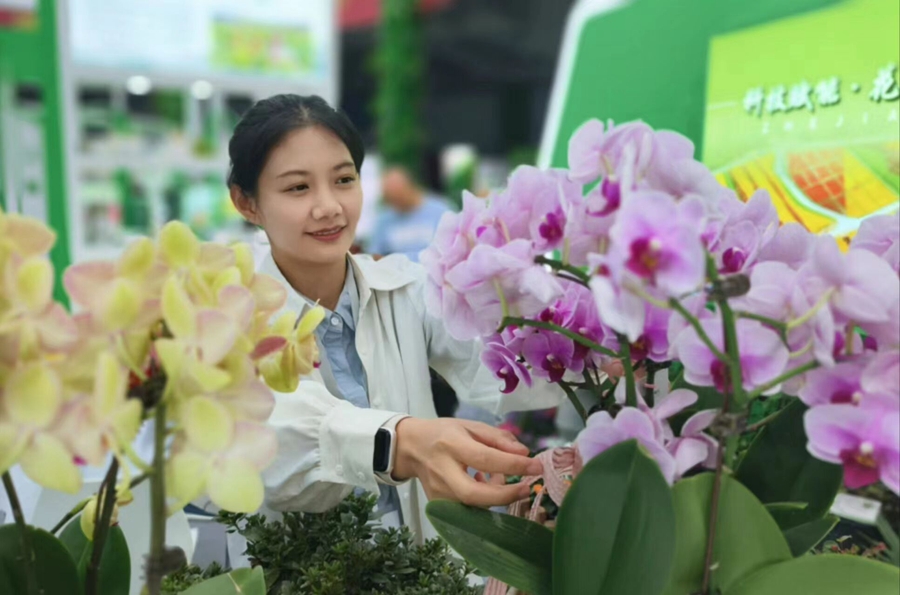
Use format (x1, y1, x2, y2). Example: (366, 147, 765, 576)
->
(357, 472, 366, 481)
(335, 464, 343, 476)
(331, 316, 341, 327)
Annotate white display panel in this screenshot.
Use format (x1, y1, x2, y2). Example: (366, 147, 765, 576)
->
(69, 0, 333, 83)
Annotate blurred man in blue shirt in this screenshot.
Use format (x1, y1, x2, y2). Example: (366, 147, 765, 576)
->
(367, 167, 450, 263)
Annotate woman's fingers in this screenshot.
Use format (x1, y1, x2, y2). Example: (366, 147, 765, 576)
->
(462, 421, 530, 455)
(458, 440, 542, 477)
(446, 467, 530, 507)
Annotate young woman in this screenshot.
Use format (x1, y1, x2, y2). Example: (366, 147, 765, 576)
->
(228, 94, 562, 542)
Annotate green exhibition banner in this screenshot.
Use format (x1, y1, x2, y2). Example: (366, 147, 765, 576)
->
(703, 0, 899, 241)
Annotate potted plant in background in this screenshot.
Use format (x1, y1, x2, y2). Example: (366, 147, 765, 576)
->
(420, 119, 900, 595)
(0, 212, 322, 595)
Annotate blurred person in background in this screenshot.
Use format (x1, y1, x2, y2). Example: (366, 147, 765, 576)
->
(366, 166, 450, 262)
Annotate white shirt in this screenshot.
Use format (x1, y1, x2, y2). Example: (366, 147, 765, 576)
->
(259, 252, 563, 543)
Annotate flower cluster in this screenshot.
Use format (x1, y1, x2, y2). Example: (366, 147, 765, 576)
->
(0, 212, 318, 513)
(576, 387, 718, 485)
(422, 118, 900, 494)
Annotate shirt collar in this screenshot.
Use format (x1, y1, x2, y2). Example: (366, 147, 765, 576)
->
(257, 252, 416, 319)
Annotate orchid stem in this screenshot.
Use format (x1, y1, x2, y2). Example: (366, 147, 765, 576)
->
(743, 407, 787, 434)
(702, 255, 743, 595)
(701, 440, 726, 595)
(643, 360, 658, 408)
(86, 459, 119, 595)
(50, 497, 91, 535)
(669, 298, 729, 363)
(735, 311, 788, 341)
(559, 381, 589, 423)
(534, 255, 590, 283)
(2, 472, 38, 595)
(146, 404, 168, 595)
(499, 317, 619, 358)
(617, 334, 638, 408)
(746, 362, 819, 401)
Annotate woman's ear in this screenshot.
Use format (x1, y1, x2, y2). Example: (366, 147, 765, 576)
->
(230, 185, 262, 226)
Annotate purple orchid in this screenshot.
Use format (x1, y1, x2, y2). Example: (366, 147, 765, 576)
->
(567, 119, 609, 184)
(852, 214, 900, 274)
(590, 261, 648, 343)
(421, 191, 488, 319)
(442, 239, 563, 340)
(575, 408, 678, 484)
(607, 191, 707, 296)
(734, 261, 836, 370)
(757, 222, 816, 270)
(860, 351, 900, 403)
(477, 166, 582, 253)
(800, 238, 900, 327)
(805, 404, 900, 494)
(522, 330, 581, 383)
(798, 359, 871, 407)
(630, 303, 673, 363)
(481, 341, 532, 394)
(564, 201, 617, 268)
(708, 190, 779, 273)
(609, 385, 719, 478)
(671, 318, 790, 394)
(669, 409, 720, 472)
(860, 296, 900, 353)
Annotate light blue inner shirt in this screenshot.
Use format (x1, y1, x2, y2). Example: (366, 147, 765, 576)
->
(302, 260, 403, 525)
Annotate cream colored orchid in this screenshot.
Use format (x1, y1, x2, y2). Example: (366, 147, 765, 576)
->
(0, 205, 56, 270)
(0, 253, 78, 363)
(80, 490, 121, 540)
(57, 352, 143, 467)
(154, 276, 240, 399)
(258, 307, 324, 393)
(166, 420, 277, 513)
(0, 362, 82, 493)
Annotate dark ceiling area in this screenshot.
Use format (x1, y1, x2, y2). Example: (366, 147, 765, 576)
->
(340, 0, 577, 163)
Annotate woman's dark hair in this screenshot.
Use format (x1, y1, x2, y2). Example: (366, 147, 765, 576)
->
(227, 94, 365, 196)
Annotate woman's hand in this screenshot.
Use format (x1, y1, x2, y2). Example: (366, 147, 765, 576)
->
(392, 418, 541, 507)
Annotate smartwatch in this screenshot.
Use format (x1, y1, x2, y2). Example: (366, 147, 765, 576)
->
(373, 414, 409, 485)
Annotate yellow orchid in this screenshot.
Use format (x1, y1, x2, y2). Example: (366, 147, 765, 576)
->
(258, 306, 324, 393)
(0, 362, 82, 493)
(0, 254, 78, 362)
(0, 205, 56, 273)
(166, 420, 277, 513)
(56, 352, 143, 468)
(80, 492, 120, 540)
(154, 275, 240, 399)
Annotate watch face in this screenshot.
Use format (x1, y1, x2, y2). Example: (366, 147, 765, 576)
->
(373, 428, 391, 473)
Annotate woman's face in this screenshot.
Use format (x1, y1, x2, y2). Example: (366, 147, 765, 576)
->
(237, 126, 362, 267)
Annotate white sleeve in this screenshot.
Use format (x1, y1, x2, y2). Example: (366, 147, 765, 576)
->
(411, 273, 564, 417)
(263, 379, 402, 513)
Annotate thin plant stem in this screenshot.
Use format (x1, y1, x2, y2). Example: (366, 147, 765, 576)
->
(702, 255, 743, 595)
(744, 407, 787, 434)
(534, 255, 590, 282)
(146, 404, 168, 595)
(701, 440, 726, 594)
(669, 298, 728, 363)
(617, 334, 638, 408)
(499, 317, 619, 358)
(555, 272, 591, 288)
(643, 360, 658, 408)
(51, 498, 91, 535)
(735, 310, 788, 334)
(86, 459, 120, 595)
(2, 472, 38, 595)
(559, 381, 589, 423)
(746, 362, 819, 401)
